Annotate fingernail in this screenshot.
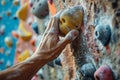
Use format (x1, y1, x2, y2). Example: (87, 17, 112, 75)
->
(73, 30, 79, 36)
(66, 30, 79, 41)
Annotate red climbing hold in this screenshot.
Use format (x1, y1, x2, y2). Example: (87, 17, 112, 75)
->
(12, 31, 19, 38)
(94, 65, 114, 80)
(48, 0, 53, 4)
(0, 47, 4, 53)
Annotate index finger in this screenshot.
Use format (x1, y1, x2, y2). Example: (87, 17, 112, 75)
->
(48, 10, 63, 34)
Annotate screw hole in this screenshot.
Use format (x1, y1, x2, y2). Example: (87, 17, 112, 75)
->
(75, 26, 79, 28)
(60, 21, 62, 24)
(40, 14, 44, 17)
(33, 7, 35, 10)
(95, 31, 98, 36)
(62, 0, 65, 2)
(46, 9, 48, 12)
(62, 18, 65, 23)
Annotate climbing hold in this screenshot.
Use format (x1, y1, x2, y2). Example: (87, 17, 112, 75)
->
(31, 0, 49, 19)
(55, 58, 62, 66)
(4, 36, 13, 48)
(0, 47, 4, 54)
(32, 22, 39, 34)
(29, 0, 33, 7)
(16, 47, 22, 53)
(19, 32, 32, 41)
(94, 65, 114, 80)
(18, 23, 32, 41)
(13, 16, 18, 20)
(48, 0, 56, 16)
(16, 2, 28, 21)
(94, 24, 111, 46)
(6, 61, 11, 68)
(0, 16, 2, 20)
(114, 9, 120, 28)
(12, 31, 19, 38)
(48, 61, 55, 68)
(13, 0, 19, 6)
(30, 39, 36, 46)
(19, 31, 32, 41)
(59, 6, 83, 36)
(1, 0, 6, 6)
(48, 0, 53, 4)
(62, 0, 65, 2)
(6, 11, 11, 16)
(80, 63, 96, 79)
(18, 49, 30, 62)
(0, 25, 5, 35)
(6, 50, 10, 56)
(0, 58, 4, 64)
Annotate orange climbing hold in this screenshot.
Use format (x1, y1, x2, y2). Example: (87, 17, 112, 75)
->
(0, 47, 4, 53)
(48, 0, 57, 16)
(30, 39, 36, 46)
(12, 31, 19, 38)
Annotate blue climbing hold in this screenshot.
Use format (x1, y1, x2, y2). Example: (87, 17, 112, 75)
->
(80, 63, 96, 79)
(32, 22, 39, 34)
(55, 58, 62, 66)
(94, 24, 111, 46)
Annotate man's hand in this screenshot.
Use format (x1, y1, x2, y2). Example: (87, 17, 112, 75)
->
(0, 11, 79, 80)
(34, 11, 79, 62)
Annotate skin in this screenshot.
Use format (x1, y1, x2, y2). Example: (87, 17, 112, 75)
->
(0, 12, 79, 80)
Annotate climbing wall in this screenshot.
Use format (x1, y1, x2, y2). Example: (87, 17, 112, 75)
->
(52, 0, 120, 80)
(1, 0, 120, 80)
(0, 0, 20, 70)
(0, 0, 37, 71)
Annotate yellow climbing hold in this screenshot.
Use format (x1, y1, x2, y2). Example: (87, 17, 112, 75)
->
(4, 36, 13, 48)
(6, 11, 11, 16)
(18, 50, 30, 62)
(59, 6, 83, 36)
(16, 2, 28, 21)
(13, 0, 19, 6)
(1, 0, 6, 6)
(19, 23, 32, 41)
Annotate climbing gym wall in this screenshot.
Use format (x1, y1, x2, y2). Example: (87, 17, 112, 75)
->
(51, 0, 120, 80)
(0, 0, 37, 70)
(0, 0, 120, 80)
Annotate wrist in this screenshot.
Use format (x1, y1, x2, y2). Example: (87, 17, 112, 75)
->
(29, 52, 49, 65)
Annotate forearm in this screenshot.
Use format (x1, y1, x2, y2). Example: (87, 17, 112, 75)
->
(0, 53, 47, 80)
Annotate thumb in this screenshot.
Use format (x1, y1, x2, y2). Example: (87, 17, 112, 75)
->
(64, 29, 79, 43)
(55, 30, 79, 52)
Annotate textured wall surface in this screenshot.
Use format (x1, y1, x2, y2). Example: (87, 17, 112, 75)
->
(53, 0, 120, 80)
